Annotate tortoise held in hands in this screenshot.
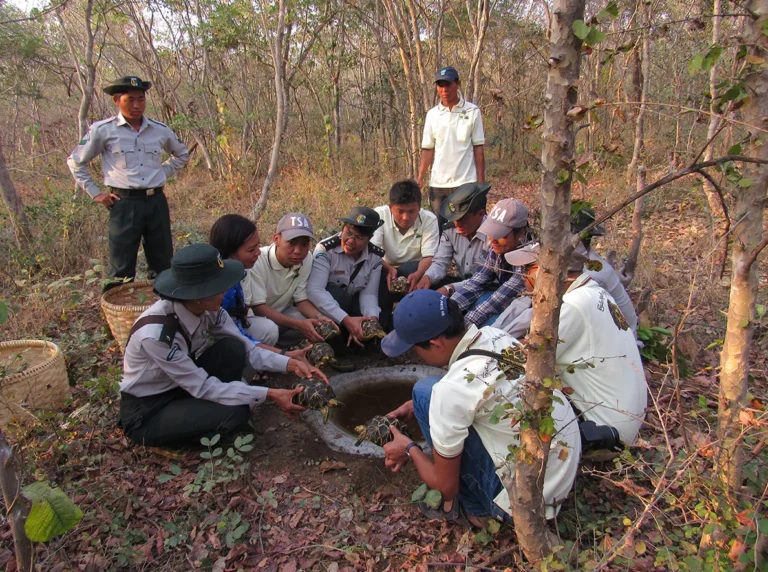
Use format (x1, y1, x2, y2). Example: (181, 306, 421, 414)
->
(292, 378, 341, 423)
(307, 342, 340, 367)
(389, 276, 409, 294)
(314, 321, 340, 341)
(361, 319, 386, 340)
(355, 416, 410, 447)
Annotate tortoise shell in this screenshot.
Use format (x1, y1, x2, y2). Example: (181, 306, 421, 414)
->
(499, 344, 527, 379)
(307, 342, 337, 367)
(314, 321, 340, 341)
(292, 378, 340, 423)
(607, 299, 630, 331)
(389, 276, 409, 294)
(354, 416, 410, 447)
(361, 319, 386, 340)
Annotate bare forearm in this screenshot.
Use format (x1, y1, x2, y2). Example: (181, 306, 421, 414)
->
(296, 300, 322, 319)
(411, 450, 460, 500)
(415, 257, 433, 277)
(473, 146, 485, 182)
(418, 149, 434, 185)
(252, 304, 298, 329)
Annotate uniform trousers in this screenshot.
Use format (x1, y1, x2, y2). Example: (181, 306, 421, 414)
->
(429, 186, 458, 231)
(118, 338, 250, 447)
(377, 260, 420, 331)
(108, 188, 173, 283)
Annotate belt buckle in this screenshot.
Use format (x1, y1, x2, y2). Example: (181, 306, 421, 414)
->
(147, 189, 155, 196)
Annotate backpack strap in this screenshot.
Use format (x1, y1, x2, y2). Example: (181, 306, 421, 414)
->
(457, 349, 506, 362)
(457, 348, 526, 379)
(127, 314, 192, 351)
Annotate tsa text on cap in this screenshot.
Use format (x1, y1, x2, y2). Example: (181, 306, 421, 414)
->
(489, 206, 507, 223)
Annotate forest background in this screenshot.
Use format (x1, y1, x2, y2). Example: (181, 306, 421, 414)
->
(0, 0, 767, 569)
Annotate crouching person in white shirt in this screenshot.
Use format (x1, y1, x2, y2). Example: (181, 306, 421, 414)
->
(118, 244, 327, 448)
(380, 290, 580, 527)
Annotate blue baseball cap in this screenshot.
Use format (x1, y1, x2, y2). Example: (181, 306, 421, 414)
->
(381, 290, 453, 357)
(434, 66, 460, 83)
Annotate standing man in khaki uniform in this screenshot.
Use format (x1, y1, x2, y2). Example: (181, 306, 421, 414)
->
(67, 75, 190, 288)
(417, 66, 485, 230)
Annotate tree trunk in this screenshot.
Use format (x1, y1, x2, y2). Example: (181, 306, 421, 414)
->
(621, 166, 645, 286)
(0, 137, 32, 248)
(0, 431, 33, 572)
(716, 0, 768, 491)
(504, 0, 584, 563)
(466, 0, 491, 103)
(625, 1, 649, 185)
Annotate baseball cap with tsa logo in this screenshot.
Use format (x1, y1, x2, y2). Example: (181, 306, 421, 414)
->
(477, 198, 529, 240)
(381, 290, 453, 357)
(277, 212, 314, 241)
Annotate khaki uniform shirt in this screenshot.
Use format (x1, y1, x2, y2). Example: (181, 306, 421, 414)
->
(67, 113, 190, 198)
(120, 299, 289, 408)
(371, 206, 440, 266)
(242, 244, 312, 312)
(424, 222, 489, 288)
(307, 234, 385, 323)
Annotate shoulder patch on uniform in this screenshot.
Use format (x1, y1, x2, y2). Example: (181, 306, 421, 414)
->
(215, 308, 226, 325)
(147, 118, 169, 128)
(167, 343, 181, 361)
(320, 235, 341, 250)
(159, 322, 178, 346)
(369, 243, 385, 258)
(315, 251, 330, 261)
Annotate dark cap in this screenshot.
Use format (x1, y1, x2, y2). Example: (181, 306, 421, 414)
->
(381, 290, 454, 357)
(434, 66, 460, 83)
(338, 206, 384, 229)
(153, 244, 244, 301)
(439, 182, 491, 222)
(103, 76, 152, 96)
(571, 204, 605, 236)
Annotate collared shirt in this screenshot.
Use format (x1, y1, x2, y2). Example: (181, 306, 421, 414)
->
(242, 244, 312, 312)
(424, 222, 489, 287)
(557, 274, 647, 444)
(371, 206, 440, 266)
(307, 234, 384, 323)
(428, 325, 581, 518)
(120, 299, 289, 408)
(67, 113, 190, 198)
(452, 250, 525, 327)
(421, 97, 485, 188)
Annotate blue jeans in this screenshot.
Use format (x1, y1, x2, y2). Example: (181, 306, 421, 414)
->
(470, 291, 500, 327)
(412, 376, 512, 521)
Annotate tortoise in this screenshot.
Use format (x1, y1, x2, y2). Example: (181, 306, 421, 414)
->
(361, 319, 386, 341)
(584, 259, 604, 272)
(389, 276, 409, 294)
(354, 416, 410, 447)
(306, 342, 356, 372)
(292, 378, 341, 423)
(498, 344, 527, 380)
(315, 321, 340, 341)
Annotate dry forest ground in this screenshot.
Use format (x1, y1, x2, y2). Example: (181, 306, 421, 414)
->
(0, 164, 766, 571)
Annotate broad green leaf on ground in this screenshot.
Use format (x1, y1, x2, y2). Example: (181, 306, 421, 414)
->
(411, 483, 427, 502)
(424, 489, 442, 509)
(22, 482, 83, 542)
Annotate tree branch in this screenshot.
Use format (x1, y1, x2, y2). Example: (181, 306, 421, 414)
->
(741, 235, 768, 277)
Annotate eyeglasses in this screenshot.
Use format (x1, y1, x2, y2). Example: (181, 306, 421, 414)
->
(341, 228, 368, 243)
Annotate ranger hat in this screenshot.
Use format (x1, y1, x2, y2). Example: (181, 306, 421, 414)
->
(277, 212, 314, 241)
(505, 242, 589, 272)
(339, 206, 384, 229)
(439, 182, 491, 222)
(434, 66, 460, 83)
(478, 198, 529, 240)
(154, 244, 244, 301)
(571, 204, 605, 237)
(103, 75, 152, 96)
(381, 290, 453, 357)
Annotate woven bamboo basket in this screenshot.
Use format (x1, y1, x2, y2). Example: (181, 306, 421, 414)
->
(100, 280, 158, 353)
(0, 340, 71, 426)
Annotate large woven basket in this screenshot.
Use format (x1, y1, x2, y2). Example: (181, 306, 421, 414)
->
(0, 340, 71, 426)
(100, 280, 158, 353)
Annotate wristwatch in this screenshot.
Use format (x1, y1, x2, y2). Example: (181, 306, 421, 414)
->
(405, 441, 423, 459)
(445, 284, 455, 296)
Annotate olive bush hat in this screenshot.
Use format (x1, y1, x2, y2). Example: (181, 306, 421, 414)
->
(103, 75, 152, 96)
(154, 244, 244, 301)
(339, 206, 384, 229)
(439, 182, 491, 222)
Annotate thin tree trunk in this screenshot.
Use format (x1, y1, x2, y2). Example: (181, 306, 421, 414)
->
(0, 138, 32, 248)
(621, 166, 645, 285)
(404, 0, 430, 113)
(716, 0, 768, 491)
(466, 0, 491, 103)
(625, 1, 649, 185)
(0, 431, 34, 572)
(504, 0, 584, 563)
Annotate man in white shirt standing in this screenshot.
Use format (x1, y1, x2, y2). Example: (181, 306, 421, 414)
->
(417, 66, 485, 230)
(67, 75, 190, 288)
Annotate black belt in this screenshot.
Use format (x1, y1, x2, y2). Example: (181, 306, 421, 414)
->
(110, 186, 164, 197)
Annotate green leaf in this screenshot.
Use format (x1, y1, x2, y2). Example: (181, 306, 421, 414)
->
(585, 27, 606, 46)
(0, 301, 8, 326)
(209, 434, 221, 446)
(728, 144, 742, 155)
(757, 304, 766, 319)
(170, 464, 182, 476)
(424, 489, 442, 508)
(698, 395, 708, 409)
(411, 483, 428, 502)
(573, 20, 590, 40)
(23, 482, 83, 542)
(474, 528, 493, 545)
(738, 178, 753, 188)
(702, 46, 723, 71)
(604, 2, 619, 17)
(556, 169, 570, 185)
(758, 518, 768, 534)
(688, 54, 703, 75)
(158, 474, 175, 483)
(201, 437, 211, 447)
(487, 519, 501, 534)
(739, 318, 750, 328)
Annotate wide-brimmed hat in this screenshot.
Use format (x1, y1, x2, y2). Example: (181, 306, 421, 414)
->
(339, 206, 384, 229)
(571, 204, 605, 236)
(381, 290, 453, 357)
(154, 244, 244, 301)
(478, 198, 529, 240)
(103, 76, 152, 96)
(439, 182, 491, 222)
(505, 242, 588, 272)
